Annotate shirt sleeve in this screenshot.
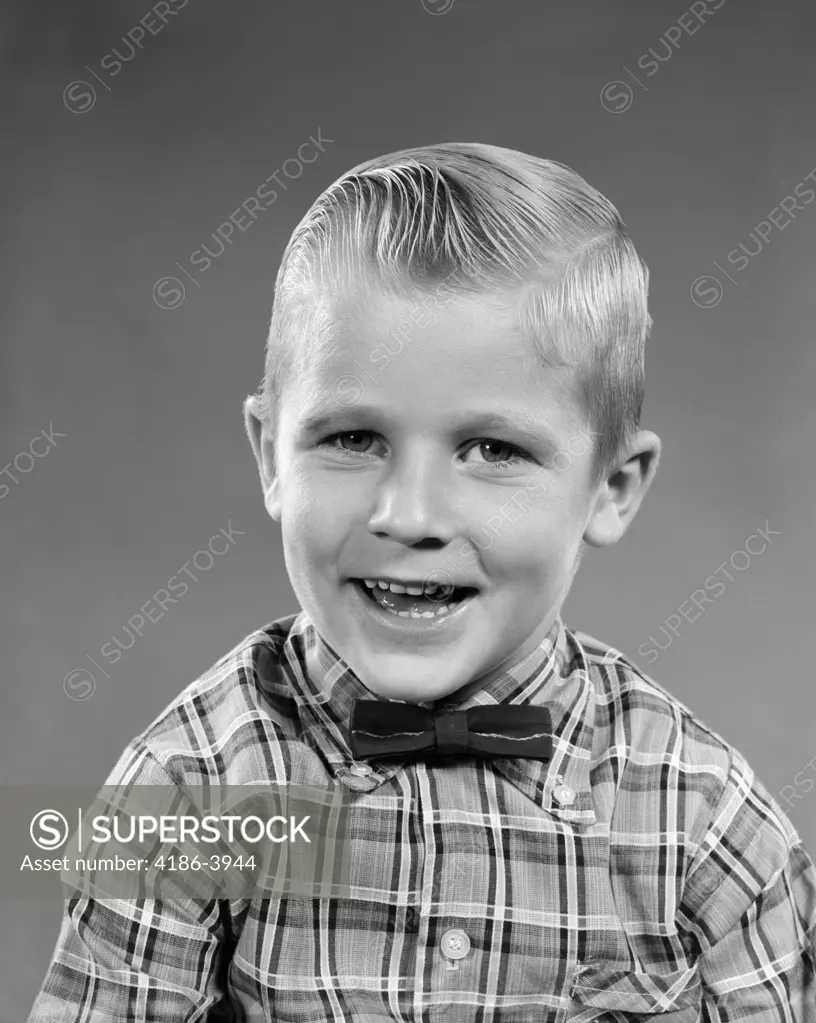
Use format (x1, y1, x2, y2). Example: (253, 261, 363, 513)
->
(27, 741, 234, 1023)
(679, 749, 816, 1021)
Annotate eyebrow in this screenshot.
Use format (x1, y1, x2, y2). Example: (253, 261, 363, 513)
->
(300, 405, 561, 451)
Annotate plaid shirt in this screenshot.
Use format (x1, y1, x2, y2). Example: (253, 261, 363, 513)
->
(30, 612, 816, 1022)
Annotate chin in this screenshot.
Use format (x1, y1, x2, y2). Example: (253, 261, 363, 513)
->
(355, 665, 468, 705)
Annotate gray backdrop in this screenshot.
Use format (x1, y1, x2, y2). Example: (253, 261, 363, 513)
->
(3, 1, 815, 1018)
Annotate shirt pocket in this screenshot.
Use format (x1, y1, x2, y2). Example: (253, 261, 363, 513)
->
(568, 961, 702, 1022)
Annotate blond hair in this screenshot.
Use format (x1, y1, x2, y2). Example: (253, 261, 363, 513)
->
(255, 142, 651, 483)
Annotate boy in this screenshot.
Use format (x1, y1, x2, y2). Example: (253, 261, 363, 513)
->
(31, 144, 816, 1021)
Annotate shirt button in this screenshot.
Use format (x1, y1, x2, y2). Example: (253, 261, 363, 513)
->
(440, 928, 471, 960)
(349, 763, 372, 777)
(553, 783, 575, 806)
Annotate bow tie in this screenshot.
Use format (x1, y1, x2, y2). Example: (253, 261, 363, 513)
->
(349, 701, 553, 762)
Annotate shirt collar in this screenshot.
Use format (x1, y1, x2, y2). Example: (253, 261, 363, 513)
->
(283, 611, 596, 828)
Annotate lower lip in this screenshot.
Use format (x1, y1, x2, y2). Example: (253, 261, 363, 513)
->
(348, 580, 477, 639)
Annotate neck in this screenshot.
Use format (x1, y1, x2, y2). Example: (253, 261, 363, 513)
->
(431, 610, 563, 708)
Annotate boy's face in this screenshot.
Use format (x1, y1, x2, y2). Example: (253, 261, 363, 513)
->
(251, 286, 624, 704)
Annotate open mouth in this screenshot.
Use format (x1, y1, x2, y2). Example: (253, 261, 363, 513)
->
(351, 578, 479, 619)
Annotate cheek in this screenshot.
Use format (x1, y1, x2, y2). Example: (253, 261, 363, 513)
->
(279, 475, 321, 553)
(471, 493, 582, 590)
(281, 472, 353, 562)
(492, 490, 573, 551)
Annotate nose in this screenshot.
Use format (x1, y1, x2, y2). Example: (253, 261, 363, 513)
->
(365, 449, 459, 547)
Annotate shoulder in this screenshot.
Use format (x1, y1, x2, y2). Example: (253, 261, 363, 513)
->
(568, 626, 802, 855)
(113, 613, 314, 786)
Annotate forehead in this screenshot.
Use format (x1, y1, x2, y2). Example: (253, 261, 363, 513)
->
(286, 285, 585, 432)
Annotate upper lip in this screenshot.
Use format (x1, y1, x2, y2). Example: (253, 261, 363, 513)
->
(352, 575, 479, 589)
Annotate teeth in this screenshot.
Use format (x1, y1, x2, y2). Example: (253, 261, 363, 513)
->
(390, 601, 454, 617)
(358, 580, 459, 618)
(362, 578, 455, 598)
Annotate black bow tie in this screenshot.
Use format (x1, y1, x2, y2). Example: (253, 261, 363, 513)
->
(349, 701, 553, 762)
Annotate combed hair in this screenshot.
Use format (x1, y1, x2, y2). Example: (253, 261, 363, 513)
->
(254, 142, 651, 484)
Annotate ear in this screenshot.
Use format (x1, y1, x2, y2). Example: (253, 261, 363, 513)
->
(583, 430, 661, 548)
(243, 395, 281, 522)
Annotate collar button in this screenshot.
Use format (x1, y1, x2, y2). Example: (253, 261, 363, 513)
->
(553, 783, 576, 806)
(349, 763, 373, 777)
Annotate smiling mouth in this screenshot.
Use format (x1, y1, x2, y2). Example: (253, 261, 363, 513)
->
(351, 579, 479, 619)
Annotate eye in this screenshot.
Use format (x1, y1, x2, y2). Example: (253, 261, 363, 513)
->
(463, 439, 535, 470)
(317, 430, 383, 459)
(315, 432, 536, 470)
